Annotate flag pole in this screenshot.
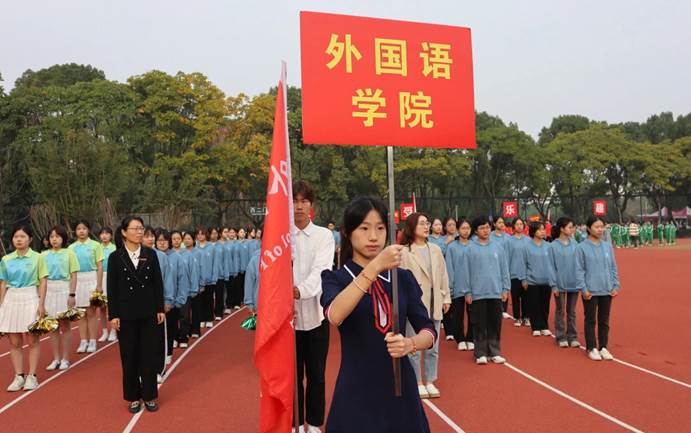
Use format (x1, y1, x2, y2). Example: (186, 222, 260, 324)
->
(386, 145, 402, 397)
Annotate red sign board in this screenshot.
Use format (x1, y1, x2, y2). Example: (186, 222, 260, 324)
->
(593, 200, 607, 216)
(300, 11, 475, 149)
(400, 203, 415, 220)
(502, 201, 518, 218)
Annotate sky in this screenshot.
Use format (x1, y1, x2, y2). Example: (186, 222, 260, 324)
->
(2, 0, 690, 137)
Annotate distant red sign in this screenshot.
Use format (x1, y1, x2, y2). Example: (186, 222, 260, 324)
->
(594, 200, 607, 216)
(502, 201, 518, 218)
(300, 11, 475, 149)
(400, 203, 415, 220)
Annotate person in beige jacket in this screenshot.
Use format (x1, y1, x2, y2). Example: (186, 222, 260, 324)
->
(399, 213, 451, 399)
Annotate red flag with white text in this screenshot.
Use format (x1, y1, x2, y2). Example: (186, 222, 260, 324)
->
(254, 63, 295, 433)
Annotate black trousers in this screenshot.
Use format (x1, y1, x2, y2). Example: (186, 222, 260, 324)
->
(450, 297, 474, 343)
(470, 298, 502, 358)
(510, 278, 528, 320)
(527, 284, 551, 331)
(224, 278, 235, 310)
(118, 317, 158, 402)
(295, 320, 330, 426)
(213, 280, 226, 318)
(233, 272, 246, 308)
(202, 284, 216, 322)
(441, 306, 454, 338)
(165, 308, 179, 356)
(156, 320, 166, 375)
(583, 295, 613, 351)
(177, 299, 191, 343)
(190, 294, 202, 335)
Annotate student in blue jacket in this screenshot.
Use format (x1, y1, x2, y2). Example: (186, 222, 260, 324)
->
(444, 218, 474, 352)
(521, 221, 555, 337)
(243, 247, 261, 315)
(195, 227, 216, 329)
(549, 217, 581, 348)
(235, 228, 251, 307)
(154, 229, 182, 370)
(490, 217, 511, 318)
(460, 216, 511, 365)
(576, 217, 621, 361)
(222, 227, 235, 315)
(506, 218, 531, 327)
(210, 227, 226, 321)
(427, 218, 447, 255)
(180, 232, 200, 343)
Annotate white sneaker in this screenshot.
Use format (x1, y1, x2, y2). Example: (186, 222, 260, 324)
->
(569, 341, 581, 348)
(457, 342, 467, 351)
(157, 374, 164, 384)
(200, 322, 206, 328)
(599, 348, 614, 361)
(46, 359, 60, 371)
(165, 355, 172, 366)
(86, 340, 97, 353)
(7, 375, 25, 392)
(558, 340, 568, 348)
(172, 340, 179, 348)
(108, 329, 118, 342)
(76, 340, 88, 353)
(191, 333, 200, 339)
(205, 321, 213, 328)
(476, 356, 488, 365)
(541, 329, 553, 336)
(425, 383, 440, 398)
(417, 384, 429, 399)
(513, 320, 522, 327)
(98, 329, 109, 342)
(466, 342, 475, 350)
(532, 330, 541, 337)
(491, 356, 506, 364)
(445, 335, 455, 341)
(502, 312, 511, 319)
(224, 308, 232, 315)
(180, 342, 189, 348)
(306, 425, 322, 433)
(588, 349, 603, 361)
(214, 317, 222, 321)
(233, 306, 241, 310)
(59, 360, 70, 370)
(23, 374, 38, 391)
(523, 318, 531, 327)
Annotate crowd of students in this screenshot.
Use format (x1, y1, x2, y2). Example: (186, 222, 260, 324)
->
(0, 222, 261, 399)
(0, 190, 629, 432)
(607, 220, 678, 248)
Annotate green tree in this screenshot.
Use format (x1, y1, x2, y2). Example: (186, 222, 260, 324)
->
(538, 115, 592, 145)
(14, 63, 105, 89)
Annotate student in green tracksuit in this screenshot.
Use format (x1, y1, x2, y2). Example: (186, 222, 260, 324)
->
(622, 224, 630, 248)
(657, 222, 665, 246)
(611, 224, 621, 248)
(665, 222, 675, 246)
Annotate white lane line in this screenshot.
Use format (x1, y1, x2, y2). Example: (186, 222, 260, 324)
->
(505, 312, 691, 390)
(504, 362, 645, 433)
(423, 399, 467, 433)
(0, 325, 80, 359)
(0, 340, 118, 414)
(122, 308, 246, 433)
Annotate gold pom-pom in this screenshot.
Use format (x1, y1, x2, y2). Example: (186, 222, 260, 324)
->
(89, 291, 108, 308)
(28, 316, 59, 336)
(55, 307, 86, 322)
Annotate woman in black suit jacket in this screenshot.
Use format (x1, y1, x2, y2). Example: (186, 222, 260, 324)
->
(107, 216, 165, 414)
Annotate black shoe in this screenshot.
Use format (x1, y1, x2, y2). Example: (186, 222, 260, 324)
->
(144, 401, 159, 412)
(128, 401, 142, 414)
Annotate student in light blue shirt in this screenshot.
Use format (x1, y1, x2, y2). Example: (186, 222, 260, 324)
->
(222, 227, 236, 314)
(170, 231, 191, 349)
(153, 229, 180, 369)
(521, 221, 556, 337)
(226, 228, 243, 310)
(243, 249, 261, 314)
(576, 217, 621, 362)
(210, 227, 227, 321)
(460, 216, 510, 365)
(506, 217, 531, 327)
(427, 218, 447, 256)
(235, 228, 251, 306)
(195, 227, 216, 329)
(490, 217, 512, 317)
(444, 218, 474, 351)
(549, 217, 581, 348)
(180, 232, 200, 344)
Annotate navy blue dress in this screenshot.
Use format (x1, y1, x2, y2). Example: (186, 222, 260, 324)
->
(320, 260, 437, 433)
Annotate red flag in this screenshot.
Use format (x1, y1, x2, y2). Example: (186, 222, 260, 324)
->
(254, 63, 295, 433)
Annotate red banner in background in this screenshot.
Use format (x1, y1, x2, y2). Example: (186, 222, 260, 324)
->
(594, 200, 607, 216)
(502, 201, 519, 218)
(400, 203, 415, 221)
(300, 11, 475, 149)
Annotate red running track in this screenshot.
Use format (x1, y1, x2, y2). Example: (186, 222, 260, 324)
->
(0, 241, 689, 432)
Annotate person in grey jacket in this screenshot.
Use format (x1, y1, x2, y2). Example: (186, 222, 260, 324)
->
(549, 217, 581, 348)
(575, 216, 621, 362)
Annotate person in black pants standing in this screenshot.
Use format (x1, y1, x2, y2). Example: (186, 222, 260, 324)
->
(108, 216, 165, 414)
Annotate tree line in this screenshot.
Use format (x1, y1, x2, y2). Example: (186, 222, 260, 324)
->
(1, 63, 689, 249)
